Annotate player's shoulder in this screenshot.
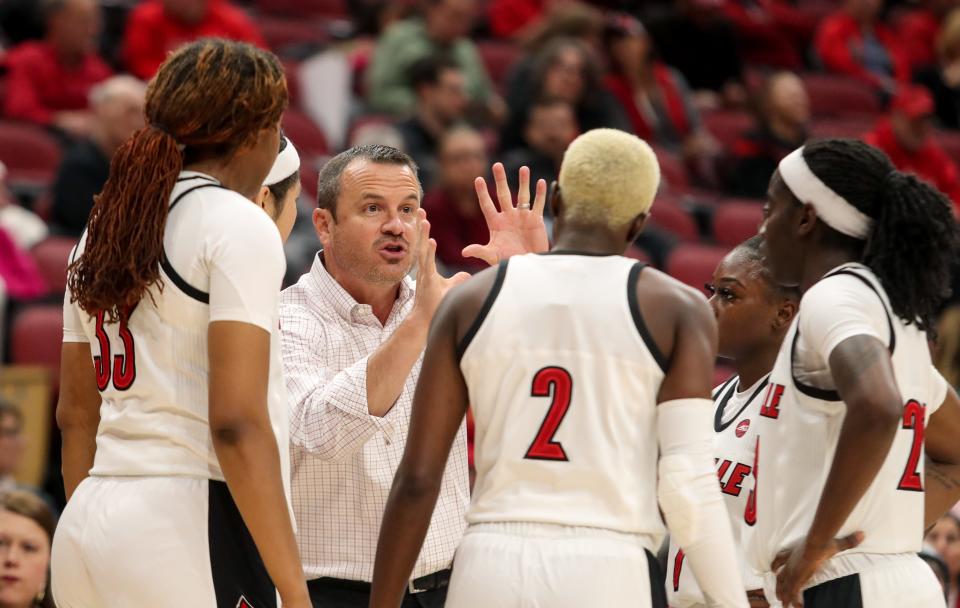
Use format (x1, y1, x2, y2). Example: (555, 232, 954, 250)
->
(635, 265, 711, 316)
(187, 185, 279, 239)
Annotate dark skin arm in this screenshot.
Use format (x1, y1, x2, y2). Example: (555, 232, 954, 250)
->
(368, 268, 494, 608)
(773, 335, 902, 607)
(924, 385, 960, 527)
(57, 342, 103, 500)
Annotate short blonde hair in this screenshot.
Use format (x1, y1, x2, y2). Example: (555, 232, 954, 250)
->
(558, 128, 660, 226)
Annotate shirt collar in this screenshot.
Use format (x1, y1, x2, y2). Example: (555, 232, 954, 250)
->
(308, 252, 416, 324)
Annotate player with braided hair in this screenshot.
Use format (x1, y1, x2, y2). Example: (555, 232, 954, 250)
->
(52, 39, 309, 608)
(749, 138, 960, 608)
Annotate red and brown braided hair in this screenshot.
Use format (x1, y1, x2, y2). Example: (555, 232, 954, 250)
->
(68, 38, 288, 323)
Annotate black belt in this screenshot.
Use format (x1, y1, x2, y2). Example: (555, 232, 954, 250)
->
(307, 569, 451, 595)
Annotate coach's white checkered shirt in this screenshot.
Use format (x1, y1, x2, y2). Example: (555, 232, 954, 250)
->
(279, 253, 470, 582)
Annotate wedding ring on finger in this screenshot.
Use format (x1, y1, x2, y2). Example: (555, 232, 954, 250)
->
(517, 203, 531, 210)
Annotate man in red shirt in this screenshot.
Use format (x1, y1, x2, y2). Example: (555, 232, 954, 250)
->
(2, 0, 112, 138)
(814, 0, 910, 94)
(122, 0, 266, 80)
(865, 85, 960, 214)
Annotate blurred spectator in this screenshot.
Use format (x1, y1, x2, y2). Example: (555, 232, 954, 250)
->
(490, 0, 601, 46)
(2, 0, 111, 139)
(488, 0, 553, 39)
(937, 304, 960, 387)
(813, 0, 910, 95)
(925, 513, 960, 606)
(502, 98, 578, 194)
(915, 8, 960, 130)
(51, 76, 146, 237)
(121, 0, 265, 80)
(0, 490, 56, 608)
(366, 0, 498, 118)
(422, 126, 491, 273)
(898, 0, 960, 70)
(395, 56, 469, 192)
(501, 37, 628, 152)
(724, 71, 810, 198)
(644, 0, 747, 109)
(864, 85, 960, 210)
(602, 14, 719, 182)
(719, 0, 818, 69)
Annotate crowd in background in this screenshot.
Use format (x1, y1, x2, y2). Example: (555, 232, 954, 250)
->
(0, 0, 959, 604)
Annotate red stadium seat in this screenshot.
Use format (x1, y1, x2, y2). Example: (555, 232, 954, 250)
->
(478, 41, 521, 92)
(652, 147, 690, 192)
(282, 109, 329, 159)
(254, 0, 347, 18)
(713, 199, 764, 247)
(0, 122, 62, 189)
(10, 305, 63, 390)
(30, 236, 78, 295)
(703, 110, 755, 145)
(809, 117, 874, 140)
(665, 243, 730, 290)
(648, 202, 699, 241)
(803, 73, 882, 119)
(282, 59, 303, 108)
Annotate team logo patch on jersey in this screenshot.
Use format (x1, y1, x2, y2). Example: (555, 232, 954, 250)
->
(236, 597, 254, 608)
(736, 419, 751, 438)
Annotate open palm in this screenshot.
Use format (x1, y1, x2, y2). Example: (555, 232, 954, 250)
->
(462, 163, 549, 266)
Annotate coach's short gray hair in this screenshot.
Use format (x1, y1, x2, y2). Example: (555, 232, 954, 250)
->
(316, 144, 420, 220)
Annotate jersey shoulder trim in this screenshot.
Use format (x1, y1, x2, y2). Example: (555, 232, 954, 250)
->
(456, 260, 509, 361)
(161, 182, 227, 304)
(791, 268, 895, 402)
(627, 262, 668, 372)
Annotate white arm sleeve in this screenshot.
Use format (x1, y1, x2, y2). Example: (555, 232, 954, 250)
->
(799, 275, 887, 364)
(658, 398, 749, 608)
(206, 205, 286, 332)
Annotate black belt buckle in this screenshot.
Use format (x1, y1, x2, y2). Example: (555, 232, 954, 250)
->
(408, 569, 451, 594)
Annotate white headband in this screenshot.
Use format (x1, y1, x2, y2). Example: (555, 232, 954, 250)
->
(778, 147, 874, 240)
(264, 136, 301, 186)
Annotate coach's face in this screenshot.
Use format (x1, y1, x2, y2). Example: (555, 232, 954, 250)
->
(759, 171, 804, 287)
(316, 160, 421, 286)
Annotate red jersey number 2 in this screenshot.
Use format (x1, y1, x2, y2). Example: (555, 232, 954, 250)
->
(93, 309, 137, 391)
(524, 366, 573, 461)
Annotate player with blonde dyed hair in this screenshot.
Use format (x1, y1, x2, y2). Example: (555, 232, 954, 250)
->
(558, 127, 660, 225)
(369, 129, 750, 608)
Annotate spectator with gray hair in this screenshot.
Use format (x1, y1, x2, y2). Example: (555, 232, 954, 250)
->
(50, 75, 146, 236)
(279, 144, 546, 607)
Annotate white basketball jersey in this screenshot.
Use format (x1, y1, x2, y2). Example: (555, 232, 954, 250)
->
(667, 374, 768, 606)
(62, 173, 291, 492)
(459, 252, 667, 536)
(746, 264, 949, 577)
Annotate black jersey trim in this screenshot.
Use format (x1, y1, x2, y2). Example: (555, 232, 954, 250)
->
(712, 374, 738, 401)
(456, 260, 509, 362)
(791, 268, 895, 402)
(714, 375, 769, 433)
(160, 182, 226, 304)
(628, 262, 669, 373)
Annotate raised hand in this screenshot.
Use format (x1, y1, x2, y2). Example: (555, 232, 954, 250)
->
(412, 209, 470, 326)
(462, 163, 549, 266)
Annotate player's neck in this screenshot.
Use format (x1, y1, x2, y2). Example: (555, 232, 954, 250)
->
(183, 160, 261, 201)
(799, 248, 860, 294)
(551, 226, 624, 256)
(734, 342, 780, 389)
